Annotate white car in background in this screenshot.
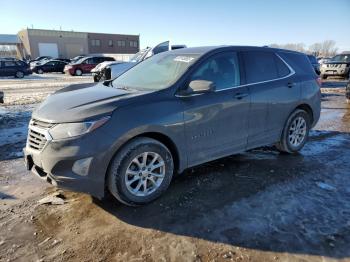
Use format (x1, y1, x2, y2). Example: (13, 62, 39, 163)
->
(92, 41, 186, 82)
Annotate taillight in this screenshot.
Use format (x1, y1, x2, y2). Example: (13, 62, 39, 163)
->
(316, 77, 322, 87)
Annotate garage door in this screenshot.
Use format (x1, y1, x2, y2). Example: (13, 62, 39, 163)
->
(38, 43, 58, 57)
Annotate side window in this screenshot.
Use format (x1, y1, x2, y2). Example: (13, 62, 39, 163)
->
(86, 58, 95, 64)
(190, 52, 240, 90)
(275, 55, 290, 77)
(243, 51, 279, 83)
(4, 61, 16, 67)
(16, 61, 26, 67)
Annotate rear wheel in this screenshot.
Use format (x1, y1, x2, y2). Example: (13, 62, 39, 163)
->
(75, 69, 82, 76)
(107, 137, 174, 206)
(276, 109, 310, 154)
(15, 71, 24, 78)
(37, 68, 44, 74)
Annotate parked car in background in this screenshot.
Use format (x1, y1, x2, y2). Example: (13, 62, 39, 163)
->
(320, 53, 350, 79)
(64, 56, 115, 76)
(92, 41, 187, 82)
(55, 58, 71, 63)
(24, 46, 321, 205)
(30, 56, 52, 64)
(0, 60, 31, 78)
(307, 55, 320, 75)
(31, 60, 68, 74)
(70, 55, 86, 63)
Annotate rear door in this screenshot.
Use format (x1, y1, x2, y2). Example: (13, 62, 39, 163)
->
(82, 58, 97, 73)
(2, 61, 18, 76)
(181, 51, 250, 166)
(242, 51, 299, 148)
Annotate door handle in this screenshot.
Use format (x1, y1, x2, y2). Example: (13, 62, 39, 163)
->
(287, 82, 296, 88)
(234, 93, 248, 100)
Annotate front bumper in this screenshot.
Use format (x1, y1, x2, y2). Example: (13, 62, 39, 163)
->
(321, 67, 349, 76)
(23, 125, 115, 199)
(64, 68, 74, 75)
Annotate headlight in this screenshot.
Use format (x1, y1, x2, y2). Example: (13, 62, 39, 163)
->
(49, 116, 110, 140)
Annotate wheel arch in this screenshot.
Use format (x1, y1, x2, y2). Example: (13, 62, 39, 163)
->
(295, 103, 314, 124)
(104, 131, 182, 193)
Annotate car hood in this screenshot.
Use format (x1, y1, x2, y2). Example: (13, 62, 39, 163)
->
(32, 82, 147, 123)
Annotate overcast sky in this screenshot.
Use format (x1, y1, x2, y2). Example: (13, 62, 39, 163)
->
(0, 0, 349, 51)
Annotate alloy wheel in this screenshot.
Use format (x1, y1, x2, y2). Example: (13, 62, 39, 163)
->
(125, 152, 165, 197)
(288, 116, 307, 147)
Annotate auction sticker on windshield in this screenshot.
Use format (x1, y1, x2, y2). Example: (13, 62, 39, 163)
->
(174, 56, 195, 63)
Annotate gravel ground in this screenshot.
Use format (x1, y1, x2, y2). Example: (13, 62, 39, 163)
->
(0, 77, 349, 262)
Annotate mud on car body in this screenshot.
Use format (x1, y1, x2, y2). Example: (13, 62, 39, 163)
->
(24, 46, 321, 206)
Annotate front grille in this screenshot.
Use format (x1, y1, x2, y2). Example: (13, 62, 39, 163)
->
(28, 129, 47, 151)
(27, 119, 54, 151)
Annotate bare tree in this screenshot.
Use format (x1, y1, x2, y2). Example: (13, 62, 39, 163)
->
(270, 40, 338, 57)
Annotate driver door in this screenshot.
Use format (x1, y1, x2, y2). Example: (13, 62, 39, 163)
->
(180, 51, 250, 167)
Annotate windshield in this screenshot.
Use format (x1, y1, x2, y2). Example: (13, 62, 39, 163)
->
(130, 48, 151, 62)
(112, 52, 200, 91)
(72, 57, 86, 64)
(330, 55, 350, 63)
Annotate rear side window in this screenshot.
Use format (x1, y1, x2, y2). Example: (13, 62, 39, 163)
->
(4, 61, 16, 67)
(275, 55, 290, 77)
(279, 52, 315, 76)
(243, 51, 279, 83)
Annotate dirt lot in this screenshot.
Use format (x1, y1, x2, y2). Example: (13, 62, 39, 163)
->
(0, 76, 350, 262)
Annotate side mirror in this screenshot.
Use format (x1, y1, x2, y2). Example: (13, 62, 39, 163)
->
(177, 80, 215, 97)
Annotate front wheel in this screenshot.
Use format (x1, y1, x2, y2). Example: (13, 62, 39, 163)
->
(107, 137, 174, 206)
(276, 109, 310, 154)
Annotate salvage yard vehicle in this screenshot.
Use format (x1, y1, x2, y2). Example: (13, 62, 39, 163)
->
(0, 59, 31, 78)
(92, 41, 186, 82)
(24, 46, 321, 206)
(31, 60, 68, 74)
(64, 56, 115, 76)
(320, 52, 350, 79)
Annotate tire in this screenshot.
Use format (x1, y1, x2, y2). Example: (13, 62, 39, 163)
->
(107, 137, 174, 206)
(37, 69, 44, 74)
(321, 74, 327, 80)
(276, 109, 310, 154)
(75, 69, 82, 76)
(15, 71, 24, 78)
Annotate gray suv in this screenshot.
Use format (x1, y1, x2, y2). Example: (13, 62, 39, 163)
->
(24, 46, 321, 206)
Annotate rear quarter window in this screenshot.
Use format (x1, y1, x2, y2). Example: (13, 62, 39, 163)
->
(278, 52, 315, 76)
(243, 51, 279, 83)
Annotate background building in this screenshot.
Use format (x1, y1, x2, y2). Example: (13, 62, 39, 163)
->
(0, 34, 24, 58)
(11, 29, 139, 59)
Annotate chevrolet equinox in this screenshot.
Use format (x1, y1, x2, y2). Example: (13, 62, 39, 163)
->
(24, 46, 321, 206)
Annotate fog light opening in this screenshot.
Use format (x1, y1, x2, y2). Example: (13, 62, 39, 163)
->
(72, 157, 93, 176)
